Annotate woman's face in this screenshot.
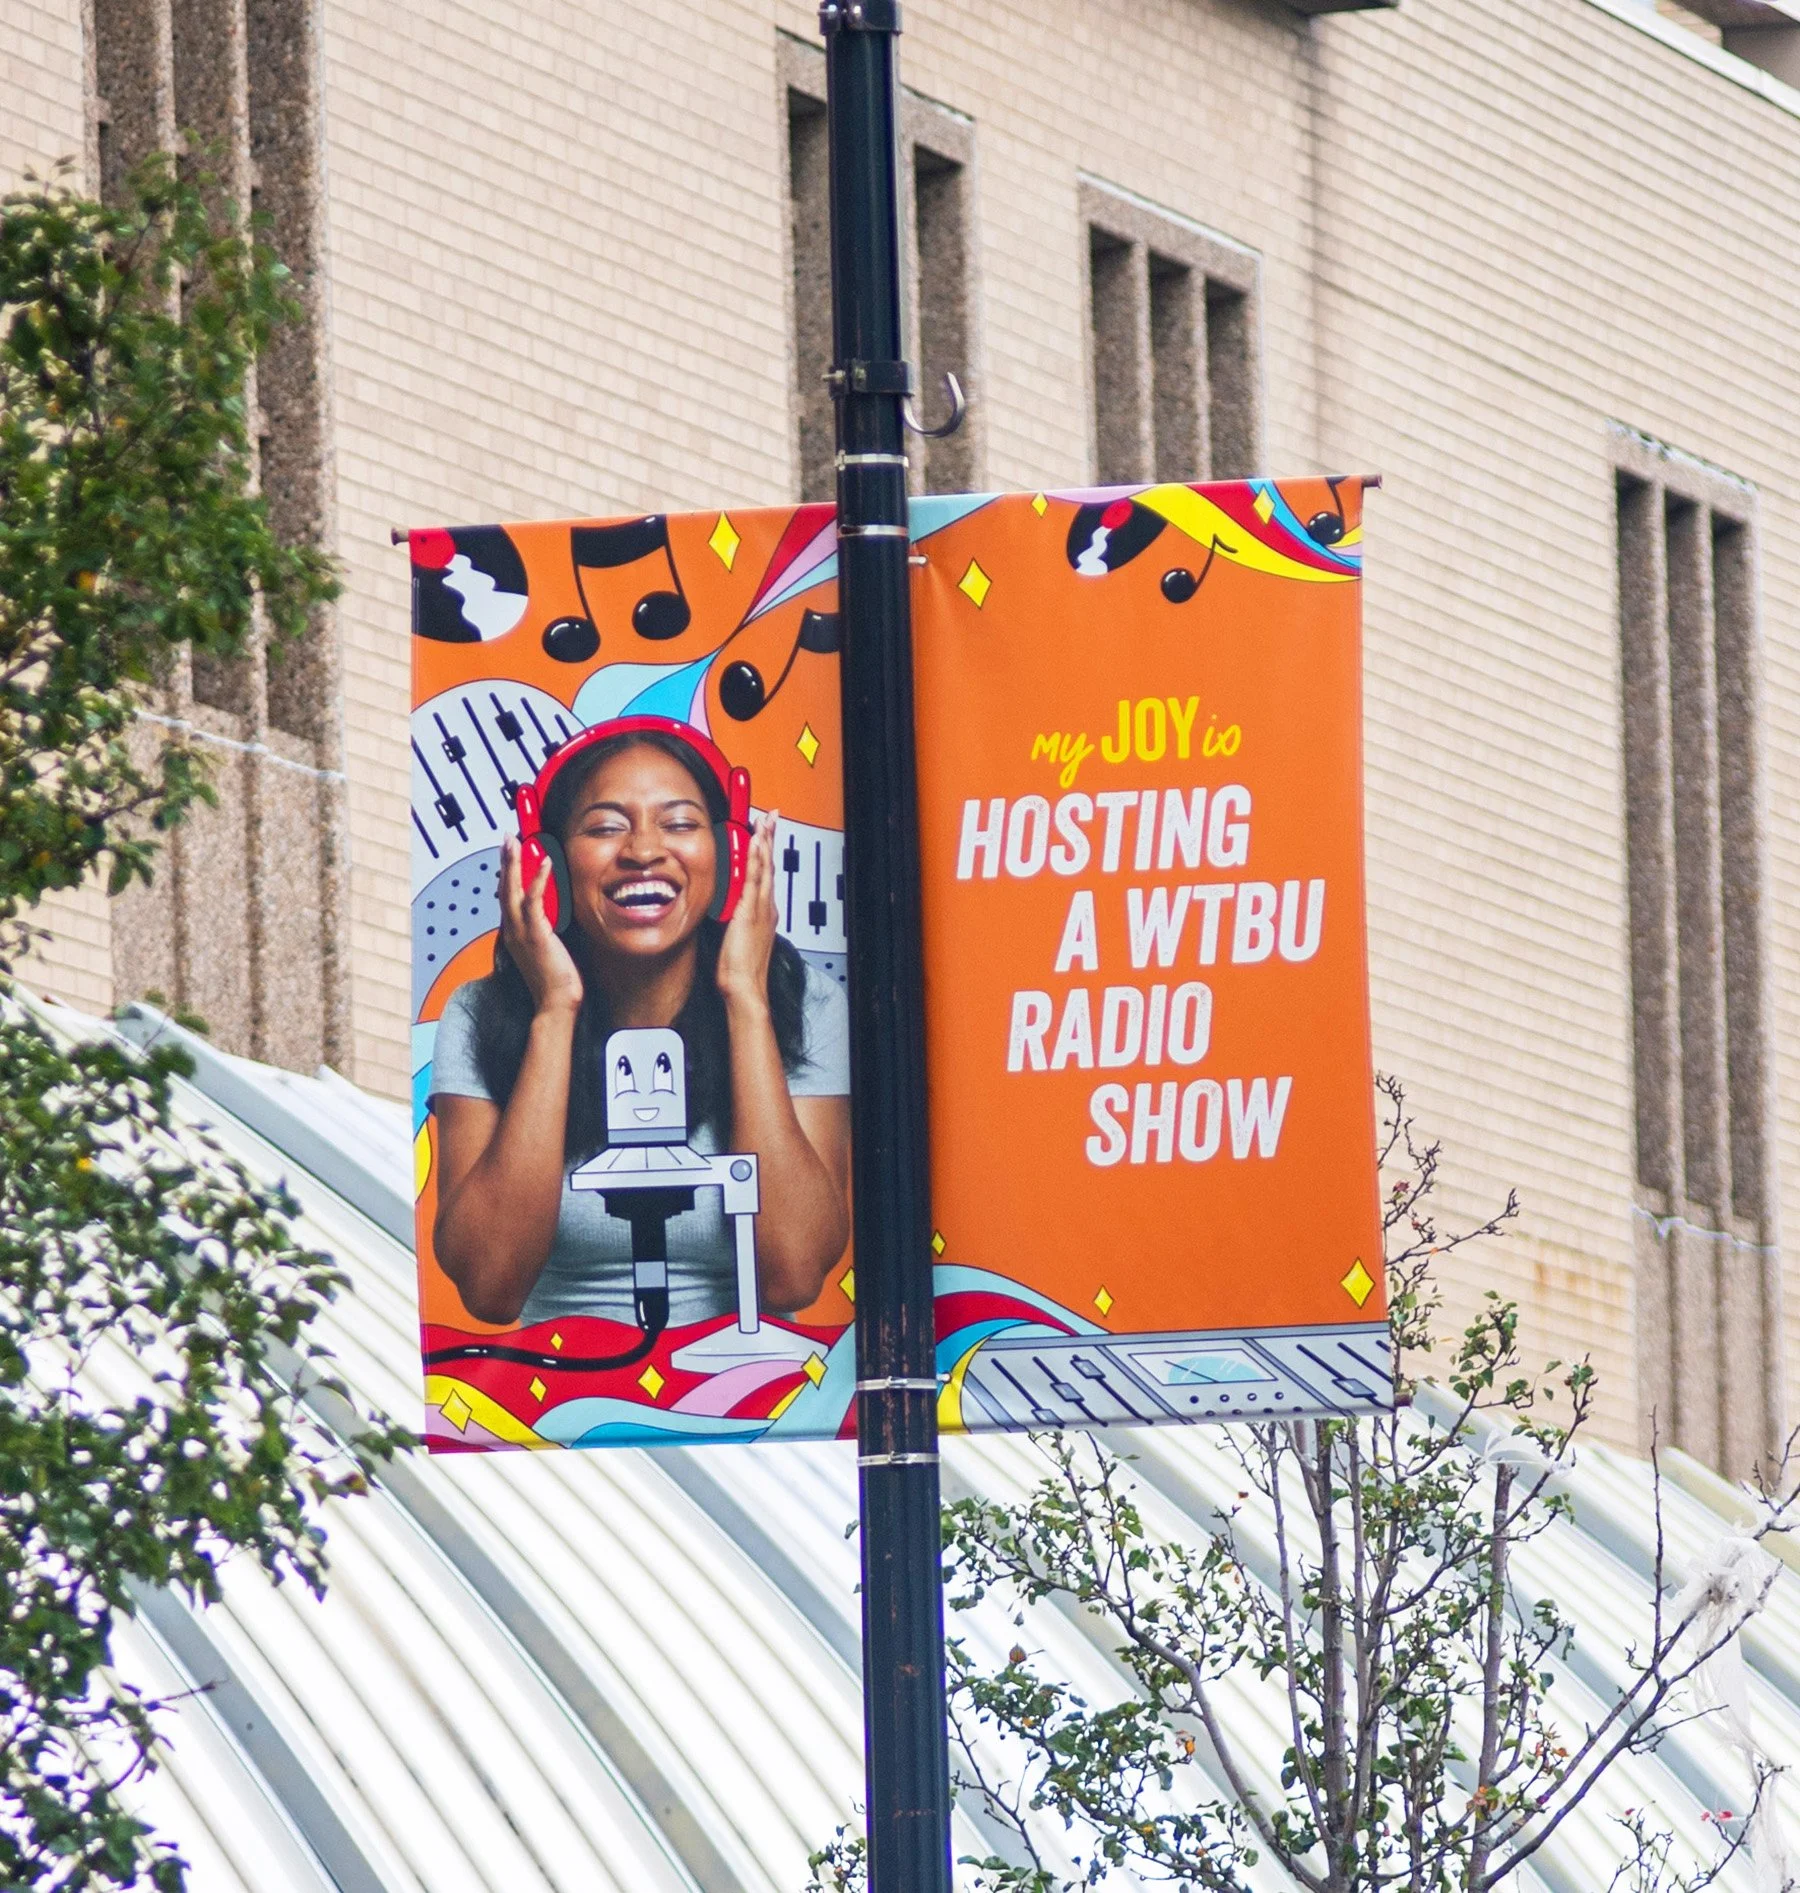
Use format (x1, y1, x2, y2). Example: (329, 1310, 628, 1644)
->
(560, 743, 718, 961)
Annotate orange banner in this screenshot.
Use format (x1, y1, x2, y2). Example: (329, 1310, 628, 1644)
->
(911, 483, 1385, 1432)
(408, 479, 1387, 1452)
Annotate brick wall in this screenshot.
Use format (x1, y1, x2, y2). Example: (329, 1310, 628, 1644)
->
(7, 0, 1799, 1452)
(322, 0, 800, 1093)
(1306, 0, 1800, 1449)
(1, 0, 85, 182)
(2, 0, 110, 1017)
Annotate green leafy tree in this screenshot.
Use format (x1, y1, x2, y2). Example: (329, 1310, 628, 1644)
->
(1, 154, 332, 956)
(0, 162, 404, 1890)
(810, 1080, 1796, 1893)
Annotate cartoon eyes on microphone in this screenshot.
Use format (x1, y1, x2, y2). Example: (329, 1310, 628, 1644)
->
(542, 516, 693, 663)
(717, 608, 842, 721)
(613, 1049, 677, 1096)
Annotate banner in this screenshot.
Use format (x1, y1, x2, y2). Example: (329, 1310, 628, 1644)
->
(408, 480, 1386, 1452)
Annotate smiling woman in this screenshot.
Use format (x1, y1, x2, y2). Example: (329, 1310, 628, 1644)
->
(427, 729, 851, 1328)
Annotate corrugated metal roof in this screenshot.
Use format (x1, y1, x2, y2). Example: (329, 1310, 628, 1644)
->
(28, 996, 1797, 1893)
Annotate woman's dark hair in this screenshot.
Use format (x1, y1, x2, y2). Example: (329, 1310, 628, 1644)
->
(471, 730, 809, 1157)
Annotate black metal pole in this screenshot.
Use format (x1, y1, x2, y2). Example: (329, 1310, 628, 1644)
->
(821, 5, 952, 1892)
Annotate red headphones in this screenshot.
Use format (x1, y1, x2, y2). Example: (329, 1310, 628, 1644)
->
(514, 715, 752, 932)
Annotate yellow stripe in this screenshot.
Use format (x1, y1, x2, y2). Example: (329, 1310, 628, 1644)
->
(426, 1373, 552, 1449)
(937, 1342, 985, 1435)
(1136, 483, 1355, 584)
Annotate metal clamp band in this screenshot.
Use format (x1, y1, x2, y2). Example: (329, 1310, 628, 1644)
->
(837, 523, 911, 540)
(837, 451, 910, 469)
(824, 358, 914, 398)
(857, 1451, 939, 1468)
(857, 1376, 938, 1394)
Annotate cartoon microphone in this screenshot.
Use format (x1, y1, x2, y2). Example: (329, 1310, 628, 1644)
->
(569, 1026, 764, 1339)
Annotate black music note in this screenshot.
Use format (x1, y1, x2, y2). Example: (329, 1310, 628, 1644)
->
(718, 609, 841, 721)
(1161, 533, 1233, 604)
(542, 515, 692, 661)
(1305, 475, 1348, 548)
(542, 616, 599, 663)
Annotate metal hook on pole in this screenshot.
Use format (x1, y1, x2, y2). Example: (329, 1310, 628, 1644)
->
(902, 369, 965, 441)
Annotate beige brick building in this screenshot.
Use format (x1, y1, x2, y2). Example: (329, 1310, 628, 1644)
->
(7, 0, 1800, 1465)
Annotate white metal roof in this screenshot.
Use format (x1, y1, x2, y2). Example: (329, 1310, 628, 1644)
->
(28, 995, 1799, 1893)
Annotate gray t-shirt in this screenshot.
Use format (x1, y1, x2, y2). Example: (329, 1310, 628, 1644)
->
(429, 966, 850, 1328)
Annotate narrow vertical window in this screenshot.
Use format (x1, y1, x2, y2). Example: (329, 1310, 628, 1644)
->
(173, 0, 258, 722)
(787, 88, 832, 504)
(1617, 472, 1679, 1204)
(249, 0, 330, 742)
(913, 145, 972, 492)
(92, 0, 172, 203)
(1089, 228, 1148, 485)
(1711, 516, 1765, 1224)
(1148, 256, 1199, 482)
(1204, 280, 1256, 479)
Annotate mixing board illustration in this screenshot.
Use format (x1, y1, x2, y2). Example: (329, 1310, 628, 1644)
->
(956, 1322, 1392, 1429)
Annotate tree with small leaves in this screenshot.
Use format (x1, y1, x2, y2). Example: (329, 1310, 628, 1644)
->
(0, 160, 403, 1891)
(0, 154, 334, 960)
(808, 1078, 1796, 1893)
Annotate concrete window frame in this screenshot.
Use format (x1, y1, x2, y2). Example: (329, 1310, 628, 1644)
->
(1611, 421, 1780, 1471)
(1077, 176, 1263, 487)
(84, 0, 347, 1072)
(778, 32, 982, 500)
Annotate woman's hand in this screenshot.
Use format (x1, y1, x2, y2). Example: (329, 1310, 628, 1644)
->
(499, 836, 584, 1017)
(715, 805, 850, 1311)
(717, 810, 778, 1012)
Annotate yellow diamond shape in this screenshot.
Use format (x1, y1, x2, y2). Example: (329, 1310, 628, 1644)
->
(709, 512, 740, 569)
(803, 1352, 827, 1386)
(1094, 1286, 1114, 1317)
(440, 1389, 471, 1432)
(528, 1376, 547, 1402)
(930, 1230, 947, 1257)
(840, 1268, 855, 1304)
(796, 722, 821, 767)
(638, 1363, 666, 1399)
(1030, 492, 1048, 516)
(1341, 1258, 1375, 1308)
(1253, 486, 1276, 522)
(550, 1331, 564, 1351)
(958, 559, 991, 607)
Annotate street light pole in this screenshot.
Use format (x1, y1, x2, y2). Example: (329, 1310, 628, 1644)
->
(821, 4, 953, 1892)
